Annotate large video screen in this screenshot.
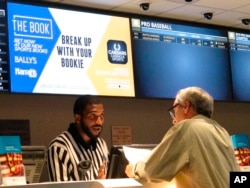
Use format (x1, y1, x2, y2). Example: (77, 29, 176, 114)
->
(131, 18, 233, 101)
(228, 31, 250, 102)
(7, 2, 135, 97)
(0, 1, 9, 93)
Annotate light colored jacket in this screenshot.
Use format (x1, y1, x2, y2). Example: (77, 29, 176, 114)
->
(135, 115, 240, 188)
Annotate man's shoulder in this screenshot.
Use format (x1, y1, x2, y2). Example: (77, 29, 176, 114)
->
(174, 117, 207, 131)
(48, 130, 72, 147)
(96, 137, 108, 148)
(96, 137, 108, 144)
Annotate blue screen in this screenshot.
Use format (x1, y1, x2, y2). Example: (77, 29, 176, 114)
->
(0, 2, 9, 92)
(229, 31, 250, 102)
(7, 2, 135, 97)
(131, 18, 233, 101)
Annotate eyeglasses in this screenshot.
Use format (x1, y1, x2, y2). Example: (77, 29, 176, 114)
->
(168, 103, 180, 119)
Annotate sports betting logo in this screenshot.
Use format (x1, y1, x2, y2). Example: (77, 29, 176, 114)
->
(107, 40, 128, 64)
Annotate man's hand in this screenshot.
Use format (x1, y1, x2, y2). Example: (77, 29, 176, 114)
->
(125, 163, 136, 178)
(96, 161, 106, 179)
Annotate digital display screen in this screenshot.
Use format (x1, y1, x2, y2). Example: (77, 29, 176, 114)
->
(131, 18, 233, 101)
(0, 1, 9, 92)
(228, 31, 250, 102)
(7, 2, 135, 97)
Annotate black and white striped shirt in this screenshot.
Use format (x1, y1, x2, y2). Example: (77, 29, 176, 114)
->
(47, 123, 109, 181)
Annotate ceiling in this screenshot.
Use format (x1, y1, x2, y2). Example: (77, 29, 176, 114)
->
(39, 0, 250, 30)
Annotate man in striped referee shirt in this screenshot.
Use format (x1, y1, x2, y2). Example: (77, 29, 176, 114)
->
(47, 95, 109, 181)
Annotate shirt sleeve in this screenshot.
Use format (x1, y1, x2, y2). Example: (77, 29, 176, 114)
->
(135, 123, 190, 181)
(47, 144, 73, 181)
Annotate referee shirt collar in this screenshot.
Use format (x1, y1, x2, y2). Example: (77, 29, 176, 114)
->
(68, 123, 97, 150)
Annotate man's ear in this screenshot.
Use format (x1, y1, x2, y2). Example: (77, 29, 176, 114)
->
(183, 100, 190, 114)
(74, 114, 81, 124)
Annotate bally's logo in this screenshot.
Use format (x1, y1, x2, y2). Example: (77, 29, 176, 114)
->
(107, 40, 128, 64)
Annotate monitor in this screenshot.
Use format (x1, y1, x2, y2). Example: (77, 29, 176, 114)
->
(21, 145, 49, 184)
(228, 30, 250, 102)
(107, 144, 156, 179)
(0, 1, 9, 93)
(6, 1, 135, 97)
(131, 17, 233, 101)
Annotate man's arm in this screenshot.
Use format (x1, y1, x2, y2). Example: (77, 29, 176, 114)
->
(47, 145, 71, 181)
